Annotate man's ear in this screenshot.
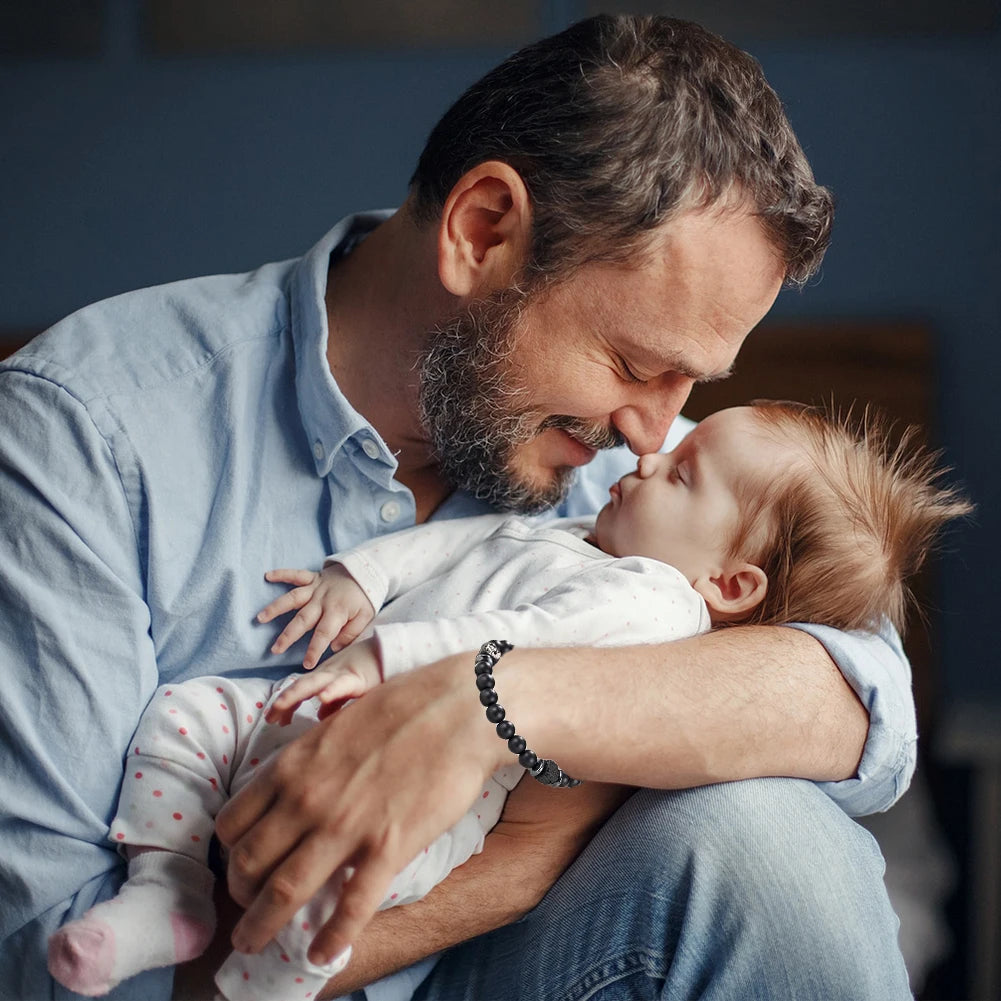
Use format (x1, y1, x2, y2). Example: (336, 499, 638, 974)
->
(437, 161, 532, 298)
(692, 564, 768, 622)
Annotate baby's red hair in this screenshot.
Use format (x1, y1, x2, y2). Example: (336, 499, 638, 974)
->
(727, 401, 972, 634)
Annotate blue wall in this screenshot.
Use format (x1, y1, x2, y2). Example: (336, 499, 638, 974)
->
(1, 10, 997, 705)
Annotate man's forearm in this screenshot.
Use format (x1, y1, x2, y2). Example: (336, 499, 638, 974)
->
(320, 779, 632, 997)
(212, 626, 871, 963)
(498, 626, 868, 788)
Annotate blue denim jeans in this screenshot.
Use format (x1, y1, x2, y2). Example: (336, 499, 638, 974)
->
(408, 779, 912, 1000)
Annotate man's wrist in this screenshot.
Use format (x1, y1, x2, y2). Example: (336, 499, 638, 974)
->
(433, 651, 512, 774)
(475, 641, 582, 788)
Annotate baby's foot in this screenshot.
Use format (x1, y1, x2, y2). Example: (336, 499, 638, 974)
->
(47, 919, 117, 997)
(47, 851, 216, 995)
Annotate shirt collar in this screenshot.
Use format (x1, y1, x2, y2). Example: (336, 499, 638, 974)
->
(289, 211, 395, 476)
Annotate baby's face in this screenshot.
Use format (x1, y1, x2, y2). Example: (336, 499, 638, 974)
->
(593, 406, 780, 583)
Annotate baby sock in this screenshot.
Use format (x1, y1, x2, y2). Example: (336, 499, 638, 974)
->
(48, 851, 216, 997)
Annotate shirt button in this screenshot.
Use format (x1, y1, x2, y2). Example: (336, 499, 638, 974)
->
(313, 441, 324, 461)
(379, 500, 401, 523)
(361, 438, 380, 460)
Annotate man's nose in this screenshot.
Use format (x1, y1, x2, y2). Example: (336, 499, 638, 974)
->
(635, 452, 663, 478)
(612, 375, 694, 455)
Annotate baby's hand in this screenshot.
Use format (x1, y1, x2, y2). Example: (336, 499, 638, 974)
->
(257, 564, 376, 670)
(266, 638, 383, 726)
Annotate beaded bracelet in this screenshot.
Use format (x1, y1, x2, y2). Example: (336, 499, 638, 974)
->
(474, 640, 582, 788)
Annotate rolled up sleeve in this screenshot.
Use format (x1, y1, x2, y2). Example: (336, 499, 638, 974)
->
(789, 620, 917, 817)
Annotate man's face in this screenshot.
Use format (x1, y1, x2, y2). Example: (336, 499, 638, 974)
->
(419, 202, 784, 513)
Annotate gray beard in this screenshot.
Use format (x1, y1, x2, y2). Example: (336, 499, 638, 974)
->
(417, 286, 623, 513)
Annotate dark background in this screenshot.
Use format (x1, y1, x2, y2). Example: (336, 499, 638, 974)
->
(1, 2, 998, 997)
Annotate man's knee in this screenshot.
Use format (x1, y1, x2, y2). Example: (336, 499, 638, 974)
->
(581, 779, 910, 995)
(618, 779, 887, 897)
(421, 779, 911, 1000)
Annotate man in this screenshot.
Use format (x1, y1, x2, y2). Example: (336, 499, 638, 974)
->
(0, 15, 913, 1000)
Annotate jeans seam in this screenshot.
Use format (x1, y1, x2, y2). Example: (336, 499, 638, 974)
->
(561, 949, 665, 1001)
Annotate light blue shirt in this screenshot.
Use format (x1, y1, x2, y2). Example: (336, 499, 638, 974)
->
(0, 213, 916, 1001)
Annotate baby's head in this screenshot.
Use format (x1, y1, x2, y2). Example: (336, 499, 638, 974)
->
(593, 401, 972, 631)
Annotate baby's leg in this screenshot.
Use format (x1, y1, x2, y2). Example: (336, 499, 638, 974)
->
(214, 869, 351, 1001)
(48, 850, 216, 996)
(49, 675, 275, 996)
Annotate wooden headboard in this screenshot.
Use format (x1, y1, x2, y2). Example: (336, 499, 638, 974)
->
(1, 330, 37, 360)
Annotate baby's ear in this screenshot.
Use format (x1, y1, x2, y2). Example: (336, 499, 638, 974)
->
(692, 564, 768, 623)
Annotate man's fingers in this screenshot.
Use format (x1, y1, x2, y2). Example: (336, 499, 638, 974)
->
(215, 769, 288, 902)
(231, 833, 345, 954)
(306, 851, 398, 966)
(216, 769, 271, 847)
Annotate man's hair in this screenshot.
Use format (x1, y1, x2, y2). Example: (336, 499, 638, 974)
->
(729, 401, 972, 635)
(409, 14, 833, 285)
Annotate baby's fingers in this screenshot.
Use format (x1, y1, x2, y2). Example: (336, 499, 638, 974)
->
(313, 671, 367, 706)
(266, 673, 332, 724)
(302, 628, 337, 671)
(304, 606, 367, 668)
(257, 581, 318, 625)
(328, 612, 372, 654)
(266, 670, 364, 725)
(270, 604, 321, 655)
(265, 568, 320, 587)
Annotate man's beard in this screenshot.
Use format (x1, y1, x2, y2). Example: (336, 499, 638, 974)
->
(417, 284, 623, 513)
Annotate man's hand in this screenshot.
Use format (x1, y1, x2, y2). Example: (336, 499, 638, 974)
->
(319, 778, 633, 997)
(258, 564, 376, 670)
(175, 777, 631, 1000)
(215, 652, 503, 967)
(265, 637, 383, 726)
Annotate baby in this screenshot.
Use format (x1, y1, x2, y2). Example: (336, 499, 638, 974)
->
(48, 401, 970, 1001)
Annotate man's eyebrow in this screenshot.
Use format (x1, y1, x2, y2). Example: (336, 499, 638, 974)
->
(661, 358, 734, 383)
(643, 344, 735, 383)
(697, 364, 734, 385)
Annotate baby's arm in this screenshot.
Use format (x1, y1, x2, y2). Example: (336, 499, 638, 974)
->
(267, 557, 702, 726)
(326, 513, 514, 610)
(258, 514, 514, 670)
(373, 556, 710, 680)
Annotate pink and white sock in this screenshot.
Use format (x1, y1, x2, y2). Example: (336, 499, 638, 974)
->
(48, 851, 216, 997)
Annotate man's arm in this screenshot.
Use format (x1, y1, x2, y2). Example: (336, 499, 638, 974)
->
(501, 626, 868, 787)
(216, 625, 867, 965)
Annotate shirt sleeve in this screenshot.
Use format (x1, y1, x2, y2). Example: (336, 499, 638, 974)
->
(0, 368, 167, 1000)
(788, 619, 917, 817)
(327, 514, 513, 611)
(373, 557, 711, 679)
